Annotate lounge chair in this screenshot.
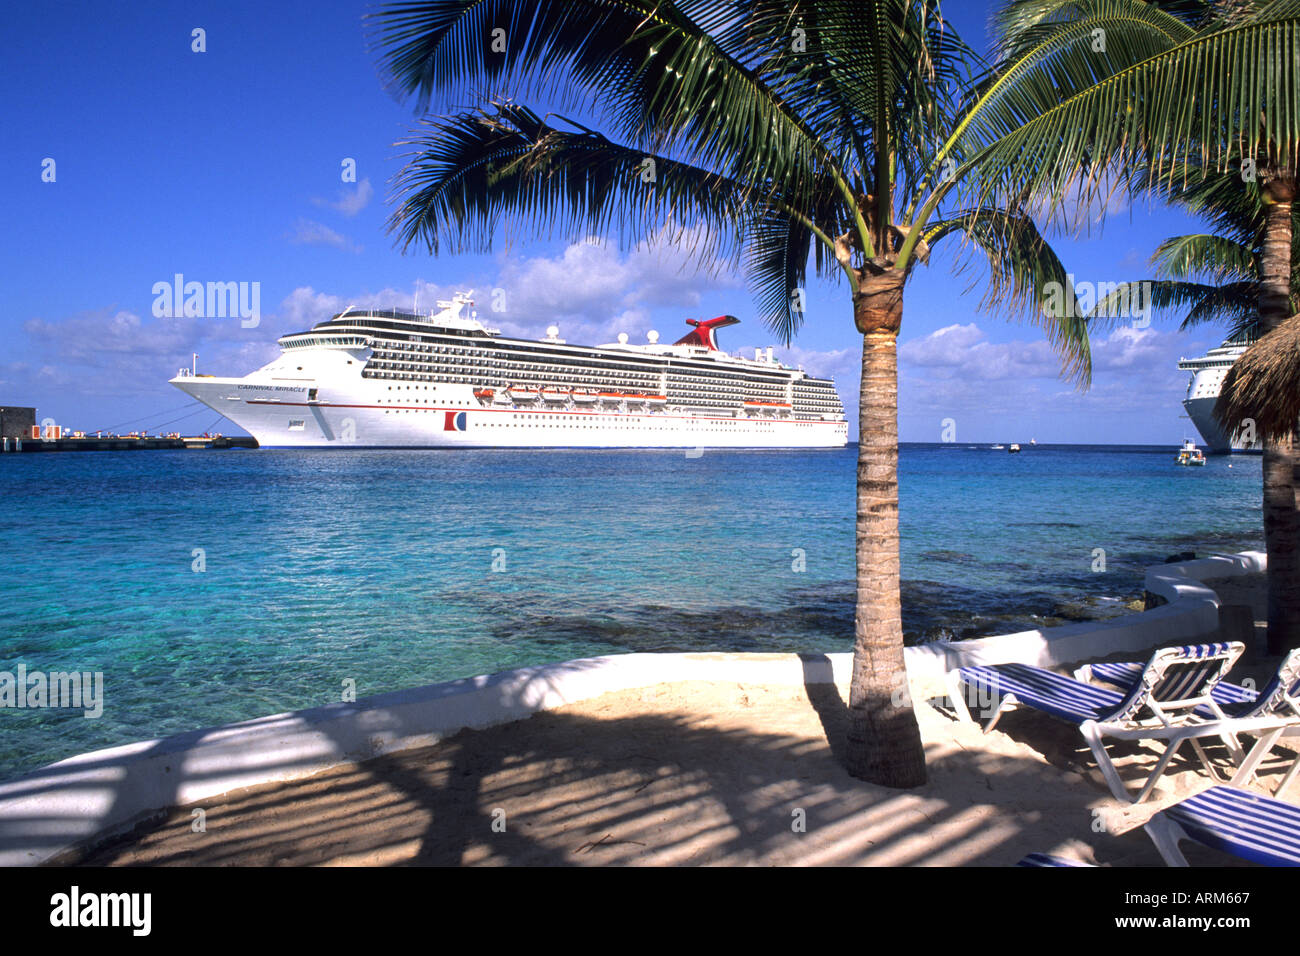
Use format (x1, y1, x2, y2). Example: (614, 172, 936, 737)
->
(947, 642, 1280, 803)
(1143, 785, 1300, 866)
(1016, 852, 1095, 867)
(1078, 649, 1300, 794)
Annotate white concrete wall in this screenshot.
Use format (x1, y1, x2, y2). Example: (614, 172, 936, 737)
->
(905, 550, 1265, 677)
(0, 550, 1264, 866)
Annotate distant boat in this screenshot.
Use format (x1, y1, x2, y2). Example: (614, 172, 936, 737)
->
(1008, 443, 1021, 453)
(991, 444, 1005, 450)
(1176, 438, 1207, 467)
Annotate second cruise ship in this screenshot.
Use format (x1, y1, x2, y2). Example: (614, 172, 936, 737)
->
(1177, 331, 1262, 454)
(171, 292, 849, 449)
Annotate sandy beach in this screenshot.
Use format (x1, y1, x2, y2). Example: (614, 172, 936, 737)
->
(65, 572, 1292, 867)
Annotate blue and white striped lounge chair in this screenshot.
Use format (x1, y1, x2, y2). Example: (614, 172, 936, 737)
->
(948, 643, 1254, 804)
(1016, 852, 1095, 867)
(1144, 785, 1300, 866)
(1078, 649, 1300, 794)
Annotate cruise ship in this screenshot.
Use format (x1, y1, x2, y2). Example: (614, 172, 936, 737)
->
(1177, 332, 1261, 454)
(170, 292, 849, 448)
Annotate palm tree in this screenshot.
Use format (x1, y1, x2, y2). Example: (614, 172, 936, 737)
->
(1091, 169, 1300, 654)
(1094, 170, 1300, 344)
(980, 0, 1300, 653)
(368, 0, 1094, 787)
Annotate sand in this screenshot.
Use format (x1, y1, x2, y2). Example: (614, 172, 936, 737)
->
(67, 573, 1295, 867)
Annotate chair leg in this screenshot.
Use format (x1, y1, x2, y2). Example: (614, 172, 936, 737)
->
(1080, 721, 1134, 803)
(1214, 729, 1246, 766)
(1276, 754, 1300, 795)
(978, 691, 1024, 733)
(1143, 816, 1191, 867)
(1228, 727, 1287, 787)
(945, 671, 972, 724)
(1133, 738, 1187, 804)
(1188, 738, 1231, 784)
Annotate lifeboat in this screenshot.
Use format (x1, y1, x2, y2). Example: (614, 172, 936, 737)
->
(473, 388, 495, 402)
(743, 400, 791, 416)
(507, 385, 540, 401)
(541, 387, 570, 403)
(571, 390, 599, 404)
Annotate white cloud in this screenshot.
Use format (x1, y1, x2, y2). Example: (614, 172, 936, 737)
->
(489, 231, 740, 343)
(898, 320, 1197, 422)
(312, 178, 374, 217)
(24, 309, 201, 362)
(767, 344, 856, 382)
(288, 218, 362, 253)
(277, 287, 346, 330)
(900, 323, 1061, 379)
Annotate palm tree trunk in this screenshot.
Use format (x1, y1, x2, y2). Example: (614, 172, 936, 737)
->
(1259, 179, 1300, 655)
(844, 271, 927, 787)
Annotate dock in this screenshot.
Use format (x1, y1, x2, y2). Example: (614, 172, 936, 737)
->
(2, 435, 258, 452)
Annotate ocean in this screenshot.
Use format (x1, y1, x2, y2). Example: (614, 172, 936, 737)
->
(0, 443, 1263, 780)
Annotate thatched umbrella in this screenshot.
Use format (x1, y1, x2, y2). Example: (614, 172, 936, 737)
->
(1215, 313, 1300, 442)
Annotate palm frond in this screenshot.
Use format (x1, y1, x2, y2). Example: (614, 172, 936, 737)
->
(922, 207, 1092, 384)
(388, 102, 747, 267)
(368, 0, 848, 203)
(973, 4, 1300, 216)
(1150, 233, 1256, 282)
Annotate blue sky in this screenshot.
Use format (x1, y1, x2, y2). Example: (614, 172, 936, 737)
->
(2, 0, 1224, 443)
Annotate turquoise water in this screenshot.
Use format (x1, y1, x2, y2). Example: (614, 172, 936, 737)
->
(0, 444, 1262, 780)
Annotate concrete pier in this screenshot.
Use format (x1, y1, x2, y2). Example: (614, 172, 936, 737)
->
(5, 436, 258, 452)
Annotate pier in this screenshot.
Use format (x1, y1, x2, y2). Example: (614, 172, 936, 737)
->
(1, 435, 258, 452)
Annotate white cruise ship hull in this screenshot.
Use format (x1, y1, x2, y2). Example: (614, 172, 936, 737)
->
(1182, 396, 1261, 454)
(171, 376, 848, 449)
(170, 295, 849, 449)
(1178, 337, 1262, 454)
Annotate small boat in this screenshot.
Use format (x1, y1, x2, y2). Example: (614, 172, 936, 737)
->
(1009, 443, 1021, 453)
(991, 444, 1005, 450)
(540, 387, 570, 403)
(571, 389, 599, 404)
(1176, 439, 1207, 466)
(473, 388, 495, 402)
(507, 385, 540, 402)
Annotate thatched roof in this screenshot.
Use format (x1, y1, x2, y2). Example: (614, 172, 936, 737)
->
(1215, 313, 1300, 442)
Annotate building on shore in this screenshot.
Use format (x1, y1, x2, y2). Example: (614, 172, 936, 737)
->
(0, 407, 36, 440)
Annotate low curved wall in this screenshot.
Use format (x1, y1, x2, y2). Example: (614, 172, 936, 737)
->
(0, 550, 1264, 866)
(906, 550, 1265, 677)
